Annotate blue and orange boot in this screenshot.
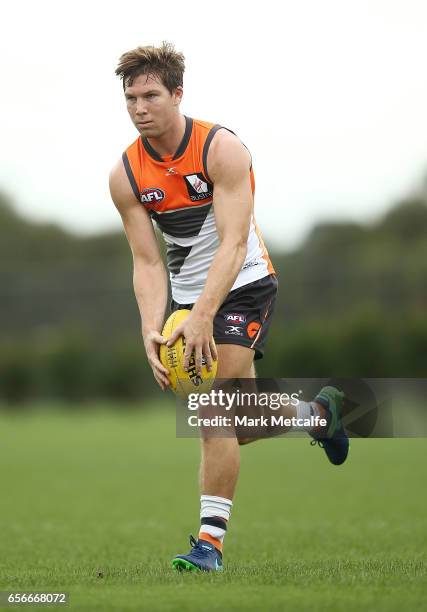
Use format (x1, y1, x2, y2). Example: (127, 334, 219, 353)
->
(172, 535, 223, 572)
(310, 386, 349, 465)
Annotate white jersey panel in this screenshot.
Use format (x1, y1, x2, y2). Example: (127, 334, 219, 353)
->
(160, 207, 270, 304)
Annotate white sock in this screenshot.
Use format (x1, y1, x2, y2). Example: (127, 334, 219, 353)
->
(200, 495, 233, 521)
(199, 522, 227, 545)
(293, 401, 315, 431)
(199, 495, 232, 548)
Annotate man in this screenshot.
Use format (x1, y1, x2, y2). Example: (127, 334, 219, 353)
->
(110, 42, 349, 572)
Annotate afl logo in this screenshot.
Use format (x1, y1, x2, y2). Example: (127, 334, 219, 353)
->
(140, 188, 165, 206)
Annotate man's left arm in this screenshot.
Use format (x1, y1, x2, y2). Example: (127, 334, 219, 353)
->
(167, 130, 253, 373)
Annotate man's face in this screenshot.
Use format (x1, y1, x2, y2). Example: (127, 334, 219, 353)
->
(124, 72, 182, 138)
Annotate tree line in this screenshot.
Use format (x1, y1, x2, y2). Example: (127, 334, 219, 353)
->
(0, 187, 426, 403)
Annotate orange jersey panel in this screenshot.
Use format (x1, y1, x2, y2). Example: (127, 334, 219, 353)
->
(123, 117, 255, 213)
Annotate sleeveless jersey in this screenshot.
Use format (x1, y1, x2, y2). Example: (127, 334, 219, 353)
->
(123, 116, 275, 304)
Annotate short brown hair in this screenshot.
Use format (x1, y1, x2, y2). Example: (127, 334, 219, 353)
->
(115, 41, 185, 95)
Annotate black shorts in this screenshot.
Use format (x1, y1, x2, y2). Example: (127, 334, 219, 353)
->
(170, 274, 278, 360)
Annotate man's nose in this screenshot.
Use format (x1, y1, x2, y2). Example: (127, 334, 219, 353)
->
(135, 99, 148, 115)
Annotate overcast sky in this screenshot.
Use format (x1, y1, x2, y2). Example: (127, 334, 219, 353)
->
(1, 0, 427, 250)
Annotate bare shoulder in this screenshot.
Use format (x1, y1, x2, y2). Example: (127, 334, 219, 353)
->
(109, 158, 139, 213)
(109, 157, 158, 258)
(206, 128, 251, 184)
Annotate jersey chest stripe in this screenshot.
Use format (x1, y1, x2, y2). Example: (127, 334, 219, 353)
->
(151, 204, 212, 238)
(154, 201, 212, 214)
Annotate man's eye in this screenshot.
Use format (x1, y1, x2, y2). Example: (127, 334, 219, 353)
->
(126, 96, 136, 102)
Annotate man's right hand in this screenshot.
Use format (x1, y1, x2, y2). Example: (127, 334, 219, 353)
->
(143, 330, 170, 391)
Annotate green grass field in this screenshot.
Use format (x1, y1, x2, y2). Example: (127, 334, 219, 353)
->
(0, 404, 426, 611)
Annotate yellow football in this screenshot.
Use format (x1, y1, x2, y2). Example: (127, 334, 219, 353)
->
(159, 309, 218, 399)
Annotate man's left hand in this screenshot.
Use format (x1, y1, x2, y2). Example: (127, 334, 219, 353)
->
(166, 311, 218, 374)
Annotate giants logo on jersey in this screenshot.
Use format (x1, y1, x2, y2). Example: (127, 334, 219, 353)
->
(247, 321, 261, 339)
(184, 173, 213, 202)
(140, 188, 165, 206)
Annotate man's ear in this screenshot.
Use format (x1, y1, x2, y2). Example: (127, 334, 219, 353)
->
(173, 86, 184, 106)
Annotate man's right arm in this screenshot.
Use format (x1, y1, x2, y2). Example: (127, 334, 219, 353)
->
(109, 158, 170, 390)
